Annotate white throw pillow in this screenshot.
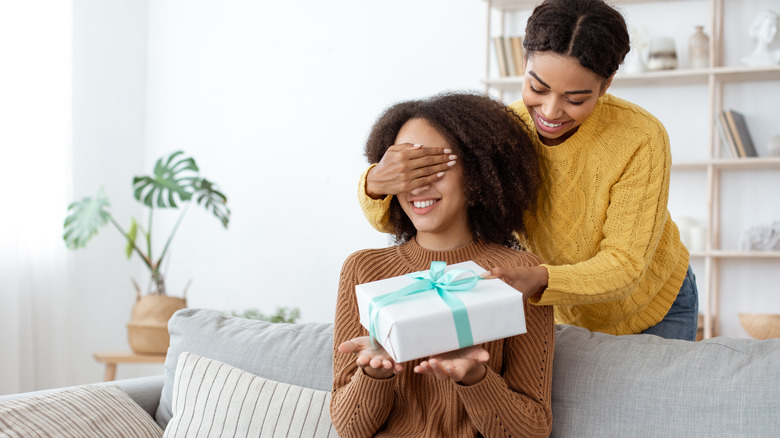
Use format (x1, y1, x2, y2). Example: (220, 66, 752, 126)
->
(164, 352, 337, 438)
(0, 384, 163, 437)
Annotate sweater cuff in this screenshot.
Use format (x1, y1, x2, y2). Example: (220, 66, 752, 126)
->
(532, 264, 576, 306)
(454, 367, 507, 412)
(358, 164, 394, 233)
(350, 367, 397, 400)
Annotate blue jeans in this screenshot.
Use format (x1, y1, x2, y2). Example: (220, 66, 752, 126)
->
(641, 266, 699, 341)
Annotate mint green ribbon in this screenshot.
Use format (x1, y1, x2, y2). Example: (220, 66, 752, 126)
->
(368, 261, 481, 354)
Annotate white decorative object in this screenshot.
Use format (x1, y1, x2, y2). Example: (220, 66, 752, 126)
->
(646, 37, 678, 70)
(688, 26, 710, 69)
(767, 134, 780, 157)
(676, 216, 695, 249)
(688, 225, 707, 252)
(740, 220, 780, 251)
(676, 217, 706, 251)
(624, 25, 649, 74)
(741, 10, 780, 67)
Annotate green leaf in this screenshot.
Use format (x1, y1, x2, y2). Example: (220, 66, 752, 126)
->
(125, 218, 138, 259)
(132, 150, 200, 209)
(194, 177, 231, 228)
(63, 190, 112, 249)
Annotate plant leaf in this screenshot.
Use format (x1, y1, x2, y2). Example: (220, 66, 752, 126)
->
(125, 218, 138, 259)
(132, 150, 199, 209)
(63, 190, 112, 249)
(194, 177, 231, 228)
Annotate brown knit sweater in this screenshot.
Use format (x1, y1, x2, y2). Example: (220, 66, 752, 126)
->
(330, 239, 554, 438)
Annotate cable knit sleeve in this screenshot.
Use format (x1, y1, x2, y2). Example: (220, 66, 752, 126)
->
(330, 252, 397, 438)
(357, 164, 394, 234)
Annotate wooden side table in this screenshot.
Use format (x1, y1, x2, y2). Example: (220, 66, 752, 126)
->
(93, 352, 166, 381)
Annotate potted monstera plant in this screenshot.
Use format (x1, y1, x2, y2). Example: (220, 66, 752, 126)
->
(63, 150, 230, 354)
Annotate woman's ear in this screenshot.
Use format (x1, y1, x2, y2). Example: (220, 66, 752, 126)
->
(600, 74, 615, 96)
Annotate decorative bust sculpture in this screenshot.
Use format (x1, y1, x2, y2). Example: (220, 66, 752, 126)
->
(741, 10, 780, 66)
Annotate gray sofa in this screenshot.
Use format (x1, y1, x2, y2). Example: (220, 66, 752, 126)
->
(2, 308, 779, 437)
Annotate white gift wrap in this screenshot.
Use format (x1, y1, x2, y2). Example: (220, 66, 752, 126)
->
(355, 261, 526, 363)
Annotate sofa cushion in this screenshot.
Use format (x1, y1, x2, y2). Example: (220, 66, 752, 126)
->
(156, 308, 334, 430)
(0, 384, 163, 437)
(164, 352, 337, 438)
(551, 324, 780, 438)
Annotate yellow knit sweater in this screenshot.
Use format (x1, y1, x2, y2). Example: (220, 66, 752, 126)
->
(358, 94, 689, 335)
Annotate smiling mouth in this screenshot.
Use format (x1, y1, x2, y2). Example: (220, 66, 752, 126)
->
(413, 200, 437, 208)
(538, 117, 564, 128)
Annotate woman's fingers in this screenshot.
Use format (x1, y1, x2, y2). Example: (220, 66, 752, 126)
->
(414, 347, 490, 382)
(483, 266, 549, 299)
(366, 144, 457, 197)
(340, 336, 403, 378)
(338, 340, 359, 354)
(427, 358, 452, 381)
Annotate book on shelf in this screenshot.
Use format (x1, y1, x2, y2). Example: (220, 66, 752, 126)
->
(509, 36, 524, 76)
(716, 111, 739, 158)
(723, 109, 758, 158)
(505, 39, 517, 77)
(492, 35, 524, 78)
(493, 36, 508, 77)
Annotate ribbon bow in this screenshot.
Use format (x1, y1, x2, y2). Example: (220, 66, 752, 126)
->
(368, 261, 481, 354)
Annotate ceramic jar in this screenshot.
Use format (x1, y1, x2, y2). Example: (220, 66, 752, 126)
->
(689, 25, 710, 69)
(647, 37, 678, 70)
(768, 134, 780, 157)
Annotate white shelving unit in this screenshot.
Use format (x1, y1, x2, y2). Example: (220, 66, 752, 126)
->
(481, 0, 780, 339)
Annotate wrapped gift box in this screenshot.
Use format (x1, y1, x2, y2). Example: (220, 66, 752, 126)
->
(356, 260, 526, 363)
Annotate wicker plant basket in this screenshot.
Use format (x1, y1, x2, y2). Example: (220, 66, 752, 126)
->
(127, 294, 187, 354)
(738, 313, 780, 340)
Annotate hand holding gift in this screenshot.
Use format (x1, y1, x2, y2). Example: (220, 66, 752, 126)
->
(413, 345, 489, 386)
(338, 335, 403, 379)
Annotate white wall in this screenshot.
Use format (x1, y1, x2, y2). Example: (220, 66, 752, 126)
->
(63, 0, 780, 386)
(68, 0, 150, 385)
(65, 0, 485, 385)
(142, 0, 486, 321)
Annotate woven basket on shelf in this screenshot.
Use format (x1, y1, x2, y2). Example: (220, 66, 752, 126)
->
(738, 313, 780, 340)
(127, 294, 187, 354)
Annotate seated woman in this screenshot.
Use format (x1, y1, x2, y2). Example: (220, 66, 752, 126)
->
(330, 92, 555, 438)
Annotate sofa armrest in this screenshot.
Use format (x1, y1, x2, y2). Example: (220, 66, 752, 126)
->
(0, 375, 164, 420)
(111, 374, 165, 418)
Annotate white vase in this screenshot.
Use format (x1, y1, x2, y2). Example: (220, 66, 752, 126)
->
(768, 134, 780, 157)
(689, 26, 710, 69)
(647, 37, 678, 71)
(624, 49, 646, 74)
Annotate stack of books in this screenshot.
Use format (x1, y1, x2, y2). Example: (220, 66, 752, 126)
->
(493, 35, 524, 78)
(716, 109, 757, 158)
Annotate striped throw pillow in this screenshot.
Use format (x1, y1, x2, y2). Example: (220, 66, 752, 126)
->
(0, 384, 163, 437)
(163, 352, 337, 438)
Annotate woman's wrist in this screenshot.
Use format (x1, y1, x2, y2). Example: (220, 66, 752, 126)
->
(362, 367, 395, 380)
(458, 364, 487, 386)
(535, 265, 549, 290)
(365, 167, 385, 200)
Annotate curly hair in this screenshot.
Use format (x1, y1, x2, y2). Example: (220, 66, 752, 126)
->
(364, 92, 540, 249)
(523, 0, 630, 79)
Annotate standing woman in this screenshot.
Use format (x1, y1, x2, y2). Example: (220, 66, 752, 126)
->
(358, 0, 698, 340)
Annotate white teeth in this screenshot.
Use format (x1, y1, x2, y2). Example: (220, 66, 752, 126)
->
(413, 200, 436, 208)
(539, 118, 563, 128)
